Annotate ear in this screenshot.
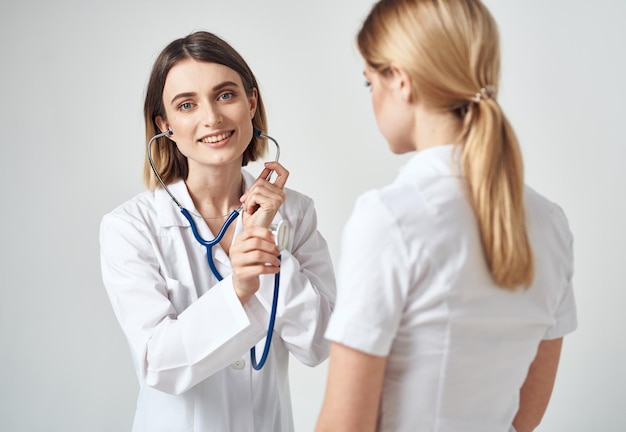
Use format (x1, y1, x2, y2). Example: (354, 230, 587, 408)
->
(155, 115, 170, 134)
(248, 88, 258, 119)
(389, 65, 413, 103)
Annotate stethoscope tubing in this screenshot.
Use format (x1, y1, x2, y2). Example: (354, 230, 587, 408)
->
(147, 128, 282, 370)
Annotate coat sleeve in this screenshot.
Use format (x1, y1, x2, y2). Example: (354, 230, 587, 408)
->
(99, 211, 267, 395)
(253, 194, 337, 366)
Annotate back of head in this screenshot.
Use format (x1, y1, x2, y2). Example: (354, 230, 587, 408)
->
(358, 0, 534, 289)
(142, 31, 268, 188)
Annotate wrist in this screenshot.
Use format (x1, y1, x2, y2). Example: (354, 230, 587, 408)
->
(233, 279, 260, 305)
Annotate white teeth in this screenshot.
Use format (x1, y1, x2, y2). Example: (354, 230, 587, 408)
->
(202, 131, 232, 143)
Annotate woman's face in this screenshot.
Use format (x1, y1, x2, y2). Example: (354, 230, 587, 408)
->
(157, 59, 257, 172)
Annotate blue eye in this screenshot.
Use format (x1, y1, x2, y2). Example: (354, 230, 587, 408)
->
(219, 92, 233, 101)
(180, 102, 194, 110)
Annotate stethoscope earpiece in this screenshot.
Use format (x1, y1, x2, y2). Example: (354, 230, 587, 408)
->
(253, 128, 280, 164)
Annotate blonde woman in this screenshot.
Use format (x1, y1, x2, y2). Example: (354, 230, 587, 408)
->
(316, 1, 576, 431)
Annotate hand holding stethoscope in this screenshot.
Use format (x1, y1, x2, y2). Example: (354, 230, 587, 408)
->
(240, 161, 289, 229)
(230, 161, 289, 303)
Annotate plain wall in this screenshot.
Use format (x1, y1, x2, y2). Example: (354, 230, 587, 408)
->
(1, 0, 624, 430)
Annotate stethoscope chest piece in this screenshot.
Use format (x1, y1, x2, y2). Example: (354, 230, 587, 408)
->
(270, 220, 290, 251)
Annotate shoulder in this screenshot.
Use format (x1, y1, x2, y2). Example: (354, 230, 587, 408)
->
(283, 186, 314, 209)
(100, 190, 158, 233)
(350, 181, 437, 235)
(524, 186, 574, 275)
(524, 186, 572, 239)
(99, 190, 162, 258)
(343, 186, 416, 251)
(279, 186, 317, 227)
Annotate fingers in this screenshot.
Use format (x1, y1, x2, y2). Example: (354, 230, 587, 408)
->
(230, 227, 281, 303)
(241, 162, 289, 202)
(242, 183, 285, 215)
(231, 227, 280, 271)
(239, 162, 289, 227)
(260, 161, 289, 189)
(232, 225, 279, 251)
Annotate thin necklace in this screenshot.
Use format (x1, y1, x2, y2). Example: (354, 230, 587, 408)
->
(189, 177, 245, 220)
(197, 210, 235, 220)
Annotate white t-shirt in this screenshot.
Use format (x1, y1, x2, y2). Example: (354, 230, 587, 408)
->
(325, 145, 577, 432)
(100, 170, 336, 432)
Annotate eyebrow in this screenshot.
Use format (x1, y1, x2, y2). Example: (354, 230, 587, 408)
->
(170, 80, 242, 104)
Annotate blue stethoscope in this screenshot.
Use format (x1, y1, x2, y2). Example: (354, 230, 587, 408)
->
(147, 128, 286, 370)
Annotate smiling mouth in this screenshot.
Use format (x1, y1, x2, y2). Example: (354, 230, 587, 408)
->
(200, 131, 234, 144)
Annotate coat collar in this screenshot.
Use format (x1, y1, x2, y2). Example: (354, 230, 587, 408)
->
(155, 179, 197, 228)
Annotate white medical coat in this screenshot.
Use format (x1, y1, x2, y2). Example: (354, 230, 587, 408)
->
(100, 170, 336, 432)
(326, 145, 577, 432)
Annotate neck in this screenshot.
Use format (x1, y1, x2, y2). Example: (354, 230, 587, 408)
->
(413, 105, 463, 152)
(185, 167, 243, 218)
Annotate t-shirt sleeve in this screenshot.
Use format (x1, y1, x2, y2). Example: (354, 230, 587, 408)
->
(325, 190, 411, 357)
(544, 204, 577, 340)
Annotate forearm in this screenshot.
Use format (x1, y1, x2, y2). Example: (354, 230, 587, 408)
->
(316, 342, 386, 432)
(104, 263, 267, 394)
(512, 338, 563, 432)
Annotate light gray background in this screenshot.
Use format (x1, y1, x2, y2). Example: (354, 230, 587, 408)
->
(1, 1, 624, 431)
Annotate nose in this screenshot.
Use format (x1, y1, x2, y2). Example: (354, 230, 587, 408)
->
(203, 102, 223, 127)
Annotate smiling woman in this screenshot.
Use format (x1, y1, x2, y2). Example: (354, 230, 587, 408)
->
(98, 31, 336, 432)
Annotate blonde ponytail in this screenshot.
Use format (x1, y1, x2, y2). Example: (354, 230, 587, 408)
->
(460, 95, 534, 289)
(358, 0, 535, 289)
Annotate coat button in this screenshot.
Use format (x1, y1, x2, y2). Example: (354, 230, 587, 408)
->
(231, 359, 245, 370)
